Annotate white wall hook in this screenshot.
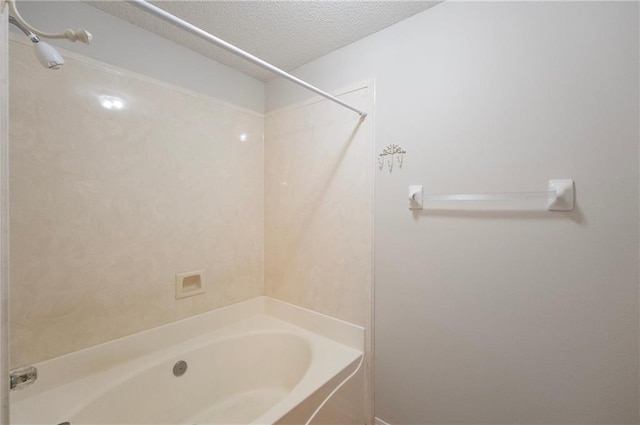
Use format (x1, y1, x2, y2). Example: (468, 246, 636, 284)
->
(409, 185, 423, 210)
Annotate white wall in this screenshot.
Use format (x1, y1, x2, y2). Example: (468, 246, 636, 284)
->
(14, 1, 264, 113)
(267, 2, 640, 424)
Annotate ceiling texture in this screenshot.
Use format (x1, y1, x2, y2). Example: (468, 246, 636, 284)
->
(88, 1, 440, 81)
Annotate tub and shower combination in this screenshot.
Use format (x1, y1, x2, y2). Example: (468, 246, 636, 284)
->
(10, 297, 364, 425)
(7, 1, 369, 423)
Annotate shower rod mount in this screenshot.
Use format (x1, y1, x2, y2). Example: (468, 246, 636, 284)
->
(5, 0, 92, 44)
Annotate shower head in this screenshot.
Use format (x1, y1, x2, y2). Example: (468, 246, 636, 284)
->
(33, 41, 64, 70)
(9, 15, 64, 70)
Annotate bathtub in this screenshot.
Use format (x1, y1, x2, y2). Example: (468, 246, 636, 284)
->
(10, 297, 364, 425)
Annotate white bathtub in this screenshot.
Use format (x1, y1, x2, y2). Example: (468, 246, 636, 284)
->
(10, 297, 364, 425)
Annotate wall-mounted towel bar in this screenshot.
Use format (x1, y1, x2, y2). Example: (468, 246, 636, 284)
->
(409, 179, 574, 211)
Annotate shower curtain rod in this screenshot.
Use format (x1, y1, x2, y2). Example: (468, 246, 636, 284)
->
(127, 0, 367, 118)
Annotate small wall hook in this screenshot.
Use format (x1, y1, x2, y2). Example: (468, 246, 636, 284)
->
(408, 185, 423, 210)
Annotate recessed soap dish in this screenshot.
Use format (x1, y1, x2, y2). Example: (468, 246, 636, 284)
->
(175, 270, 205, 299)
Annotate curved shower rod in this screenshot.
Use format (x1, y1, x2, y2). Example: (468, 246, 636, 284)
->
(3, 0, 92, 44)
(127, 0, 368, 118)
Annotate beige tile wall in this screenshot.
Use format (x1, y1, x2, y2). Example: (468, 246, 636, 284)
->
(264, 86, 374, 423)
(10, 39, 373, 399)
(9, 41, 264, 367)
(264, 87, 373, 326)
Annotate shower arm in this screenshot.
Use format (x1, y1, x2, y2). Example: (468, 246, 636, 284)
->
(4, 0, 92, 44)
(8, 16, 37, 43)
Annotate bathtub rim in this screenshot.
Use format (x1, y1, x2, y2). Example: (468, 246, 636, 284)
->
(10, 296, 364, 425)
(10, 295, 364, 400)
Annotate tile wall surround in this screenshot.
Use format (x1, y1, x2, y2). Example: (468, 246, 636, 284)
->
(264, 86, 374, 423)
(9, 36, 375, 423)
(9, 40, 265, 367)
(10, 38, 374, 397)
(264, 86, 373, 327)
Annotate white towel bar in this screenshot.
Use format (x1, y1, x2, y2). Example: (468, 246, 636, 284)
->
(409, 179, 575, 211)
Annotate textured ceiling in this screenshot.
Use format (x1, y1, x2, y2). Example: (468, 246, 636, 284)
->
(88, 1, 440, 81)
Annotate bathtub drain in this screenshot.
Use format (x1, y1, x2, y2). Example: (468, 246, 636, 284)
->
(173, 360, 187, 377)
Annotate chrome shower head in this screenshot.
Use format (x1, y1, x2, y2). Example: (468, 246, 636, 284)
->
(9, 15, 64, 70)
